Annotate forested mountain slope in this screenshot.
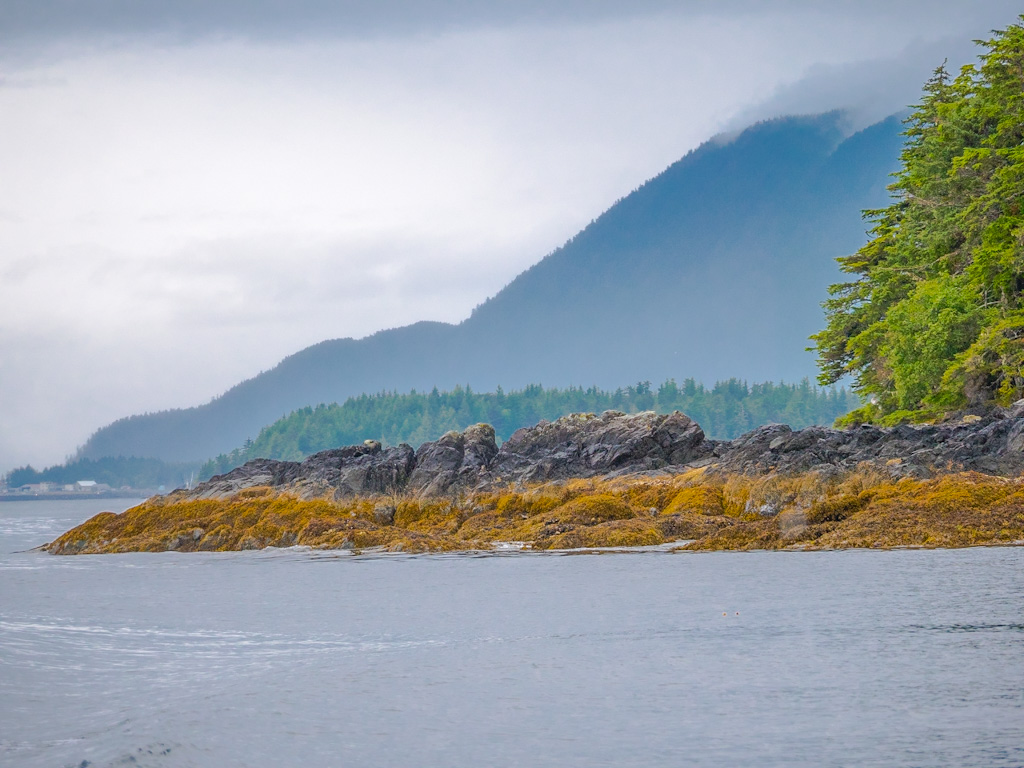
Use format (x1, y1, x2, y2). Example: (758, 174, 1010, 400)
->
(79, 111, 904, 462)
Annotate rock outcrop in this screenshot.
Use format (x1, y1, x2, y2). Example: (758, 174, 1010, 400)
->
(192, 441, 416, 501)
(407, 423, 499, 496)
(489, 410, 709, 484)
(179, 404, 1024, 504)
(710, 403, 1024, 479)
(186, 410, 709, 501)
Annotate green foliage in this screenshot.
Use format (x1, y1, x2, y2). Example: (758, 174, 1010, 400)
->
(883, 275, 986, 409)
(200, 379, 859, 479)
(940, 311, 1024, 406)
(814, 19, 1024, 420)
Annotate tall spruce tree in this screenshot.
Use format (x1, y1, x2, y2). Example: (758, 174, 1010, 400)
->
(813, 18, 1024, 424)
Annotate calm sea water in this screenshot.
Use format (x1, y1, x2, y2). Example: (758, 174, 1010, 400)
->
(1, 499, 1022, 768)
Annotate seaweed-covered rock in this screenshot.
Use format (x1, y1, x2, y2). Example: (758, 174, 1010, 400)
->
(46, 407, 1024, 555)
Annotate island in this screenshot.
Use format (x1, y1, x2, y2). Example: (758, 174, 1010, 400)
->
(46, 408, 1024, 554)
(40, 21, 1024, 556)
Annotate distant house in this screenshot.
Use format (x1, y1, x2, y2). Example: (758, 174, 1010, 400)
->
(23, 482, 57, 494)
(73, 480, 112, 493)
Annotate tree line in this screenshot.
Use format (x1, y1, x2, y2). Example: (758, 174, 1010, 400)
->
(5, 456, 199, 490)
(200, 378, 858, 479)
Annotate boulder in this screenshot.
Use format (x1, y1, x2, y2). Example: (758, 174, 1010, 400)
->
(486, 410, 709, 484)
(407, 424, 497, 496)
(293, 442, 417, 498)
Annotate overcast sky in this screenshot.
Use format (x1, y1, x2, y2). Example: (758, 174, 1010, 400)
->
(1, 1, 1021, 474)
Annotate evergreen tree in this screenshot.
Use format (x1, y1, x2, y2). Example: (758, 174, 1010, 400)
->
(813, 19, 1024, 423)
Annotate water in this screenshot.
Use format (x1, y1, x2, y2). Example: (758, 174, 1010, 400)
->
(2, 500, 1022, 767)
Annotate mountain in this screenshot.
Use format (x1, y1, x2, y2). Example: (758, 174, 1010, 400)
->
(78, 111, 906, 463)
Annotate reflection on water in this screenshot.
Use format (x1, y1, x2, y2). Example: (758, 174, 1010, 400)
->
(2, 500, 1023, 767)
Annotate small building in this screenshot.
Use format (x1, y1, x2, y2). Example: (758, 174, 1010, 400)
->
(75, 480, 98, 492)
(23, 482, 56, 494)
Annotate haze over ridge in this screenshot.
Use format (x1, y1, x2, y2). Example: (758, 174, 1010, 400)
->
(75, 111, 904, 464)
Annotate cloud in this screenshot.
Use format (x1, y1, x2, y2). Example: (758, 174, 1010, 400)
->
(2, 1, 1020, 54)
(0, 2, 878, 42)
(0, 229, 518, 473)
(727, 34, 991, 136)
(2, 1, 1024, 473)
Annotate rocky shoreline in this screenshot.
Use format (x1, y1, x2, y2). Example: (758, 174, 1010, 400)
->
(46, 407, 1024, 554)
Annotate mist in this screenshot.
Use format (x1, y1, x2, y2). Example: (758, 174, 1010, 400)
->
(1, 1, 1021, 473)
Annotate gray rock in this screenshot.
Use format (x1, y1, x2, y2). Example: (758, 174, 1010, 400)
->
(190, 457, 303, 499)
(711, 409, 1024, 478)
(407, 423, 498, 496)
(188, 442, 415, 500)
(294, 442, 416, 499)
(175, 407, 1024, 503)
(487, 410, 709, 484)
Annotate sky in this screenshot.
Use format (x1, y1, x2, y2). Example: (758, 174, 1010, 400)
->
(1, 1, 1021, 474)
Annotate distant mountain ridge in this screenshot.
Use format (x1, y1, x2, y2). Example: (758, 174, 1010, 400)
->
(78, 111, 906, 463)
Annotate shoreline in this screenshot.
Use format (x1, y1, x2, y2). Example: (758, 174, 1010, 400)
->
(0, 492, 154, 503)
(43, 409, 1024, 556)
(45, 468, 1024, 555)
(36, 539, 1024, 560)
